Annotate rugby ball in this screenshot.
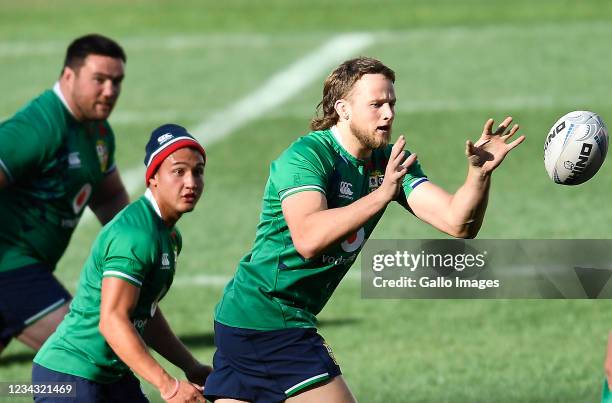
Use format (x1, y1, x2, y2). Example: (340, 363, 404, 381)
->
(543, 110, 608, 185)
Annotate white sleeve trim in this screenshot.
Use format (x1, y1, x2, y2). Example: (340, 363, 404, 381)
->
(103, 270, 143, 286)
(279, 184, 326, 201)
(408, 177, 428, 189)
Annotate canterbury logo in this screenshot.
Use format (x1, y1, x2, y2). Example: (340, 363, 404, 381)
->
(157, 133, 173, 144)
(160, 253, 171, 269)
(339, 181, 353, 196)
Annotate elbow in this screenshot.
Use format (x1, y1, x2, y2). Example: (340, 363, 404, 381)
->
(292, 236, 320, 260)
(98, 310, 119, 340)
(447, 224, 479, 239)
(98, 315, 110, 338)
(455, 231, 477, 239)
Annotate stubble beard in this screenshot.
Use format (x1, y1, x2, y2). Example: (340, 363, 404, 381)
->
(350, 121, 390, 150)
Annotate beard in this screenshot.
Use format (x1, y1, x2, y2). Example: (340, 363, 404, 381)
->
(350, 121, 391, 150)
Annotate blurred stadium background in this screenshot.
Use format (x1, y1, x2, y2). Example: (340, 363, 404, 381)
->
(2, 1, 612, 401)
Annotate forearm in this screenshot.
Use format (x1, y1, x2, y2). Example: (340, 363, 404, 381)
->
(100, 314, 174, 394)
(447, 167, 491, 238)
(144, 310, 198, 372)
(292, 189, 389, 259)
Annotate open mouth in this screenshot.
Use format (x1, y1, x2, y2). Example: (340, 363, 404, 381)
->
(376, 125, 391, 135)
(182, 193, 196, 203)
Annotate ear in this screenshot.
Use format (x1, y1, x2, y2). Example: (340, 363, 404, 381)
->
(60, 66, 75, 83)
(148, 172, 159, 188)
(334, 99, 351, 121)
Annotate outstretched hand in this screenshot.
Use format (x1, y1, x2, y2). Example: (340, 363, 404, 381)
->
(466, 116, 525, 175)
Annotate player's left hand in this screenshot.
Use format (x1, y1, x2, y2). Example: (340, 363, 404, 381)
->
(466, 116, 525, 175)
(184, 362, 212, 387)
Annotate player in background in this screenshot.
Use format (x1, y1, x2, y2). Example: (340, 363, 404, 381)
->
(204, 57, 525, 403)
(0, 34, 129, 355)
(602, 334, 612, 402)
(33, 124, 210, 402)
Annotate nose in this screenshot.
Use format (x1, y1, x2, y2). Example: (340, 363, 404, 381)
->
(184, 172, 196, 189)
(183, 171, 204, 192)
(102, 80, 119, 99)
(382, 103, 394, 121)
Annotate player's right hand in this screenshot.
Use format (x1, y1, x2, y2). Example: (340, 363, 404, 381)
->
(379, 135, 417, 203)
(165, 380, 205, 402)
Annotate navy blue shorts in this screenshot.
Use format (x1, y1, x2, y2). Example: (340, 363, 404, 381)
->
(204, 321, 341, 403)
(32, 362, 148, 402)
(0, 264, 71, 346)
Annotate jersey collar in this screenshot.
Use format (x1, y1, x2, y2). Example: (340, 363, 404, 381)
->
(144, 188, 163, 218)
(53, 82, 77, 118)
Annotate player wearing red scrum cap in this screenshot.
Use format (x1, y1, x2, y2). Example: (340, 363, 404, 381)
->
(33, 124, 210, 403)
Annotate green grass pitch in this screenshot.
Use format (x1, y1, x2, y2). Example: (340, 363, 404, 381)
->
(2, 1, 612, 402)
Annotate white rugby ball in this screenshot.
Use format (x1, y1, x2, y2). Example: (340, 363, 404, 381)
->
(543, 110, 608, 185)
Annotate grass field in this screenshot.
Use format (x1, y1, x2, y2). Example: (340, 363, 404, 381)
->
(2, 1, 612, 402)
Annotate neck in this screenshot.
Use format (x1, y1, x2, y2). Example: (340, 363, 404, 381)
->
(57, 80, 83, 121)
(334, 122, 372, 160)
(145, 188, 179, 228)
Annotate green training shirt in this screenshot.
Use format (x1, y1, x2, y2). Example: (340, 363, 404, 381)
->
(215, 127, 428, 330)
(0, 84, 116, 272)
(34, 191, 181, 383)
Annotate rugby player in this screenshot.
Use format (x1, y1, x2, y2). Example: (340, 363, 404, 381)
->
(0, 34, 129, 355)
(32, 124, 210, 402)
(204, 57, 525, 403)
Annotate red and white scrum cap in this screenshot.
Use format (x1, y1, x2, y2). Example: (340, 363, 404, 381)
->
(143, 123, 206, 185)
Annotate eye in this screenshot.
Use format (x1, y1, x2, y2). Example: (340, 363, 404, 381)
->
(173, 168, 185, 176)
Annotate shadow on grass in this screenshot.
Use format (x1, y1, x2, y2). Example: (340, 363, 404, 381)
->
(179, 332, 215, 348)
(318, 317, 362, 327)
(176, 318, 361, 348)
(0, 351, 36, 366)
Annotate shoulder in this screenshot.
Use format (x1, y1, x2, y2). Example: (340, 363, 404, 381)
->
(1, 90, 67, 143)
(275, 130, 336, 169)
(101, 198, 158, 249)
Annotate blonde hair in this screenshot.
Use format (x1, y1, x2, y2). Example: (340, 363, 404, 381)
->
(310, 57, 395, 131)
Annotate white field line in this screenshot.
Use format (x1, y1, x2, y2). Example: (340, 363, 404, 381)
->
(2, 20, 610, 57)
(0, 34, 323, 57)
(69, 270, 362, 289)
(81, 33, 374, 223)
(3, 94, 605, 128)
(265, 95, 599, 119)
(68, 264, 557, 289)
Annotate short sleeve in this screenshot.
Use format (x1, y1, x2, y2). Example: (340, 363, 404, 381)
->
(401, 156, 428, 198)
(0, 117, 48, 183)
(101, 229, 156, 287)
(379, 144, 428, 210)
(271, 138, 329, 202)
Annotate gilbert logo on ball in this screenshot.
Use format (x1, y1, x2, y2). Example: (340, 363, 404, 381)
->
(544, 111, 608, 185)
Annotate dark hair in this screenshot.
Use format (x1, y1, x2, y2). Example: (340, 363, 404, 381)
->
(63, 34, 126, 72)
(310, 57, 395, 131)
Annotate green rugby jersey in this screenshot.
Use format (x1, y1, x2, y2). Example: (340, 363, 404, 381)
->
(215, 127, 427, 330)
(0, 84, 115, 272)
(34, 191, 181, 383)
